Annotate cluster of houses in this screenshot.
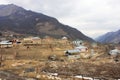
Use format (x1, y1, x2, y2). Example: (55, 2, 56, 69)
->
(65, 40, 88, 55)
(0, 36, 69, 48)
(23, 36, 70, 47)
(0, 35, 120, 61)
(64, 40, 89, 59)
(65, 39, 120, 61)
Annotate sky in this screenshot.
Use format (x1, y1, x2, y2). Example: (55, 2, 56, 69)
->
(0, 0, 120, 38)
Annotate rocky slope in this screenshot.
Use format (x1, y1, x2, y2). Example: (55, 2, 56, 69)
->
(0, 4, 94, 41)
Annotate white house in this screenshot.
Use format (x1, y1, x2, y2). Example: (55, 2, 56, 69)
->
(109, 49, 120, 62)
(72, 40, 84, 46)
(65, 45, 88, 55)
(75, 45, 88, 52)
(109, 49, 120, 56)
(0, 40, 13, 48)
(62, 36, 68, 40)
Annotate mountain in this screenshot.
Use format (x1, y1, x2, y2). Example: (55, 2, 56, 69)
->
(96, 29, 120, 43)
(0, 4, 94, 42)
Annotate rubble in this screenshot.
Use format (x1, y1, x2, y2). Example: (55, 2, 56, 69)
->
(43, 60, 120, 79)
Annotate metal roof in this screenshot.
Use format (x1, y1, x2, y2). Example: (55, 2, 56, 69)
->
(0, 40, 12, 45)
(75, 45, 87, 49)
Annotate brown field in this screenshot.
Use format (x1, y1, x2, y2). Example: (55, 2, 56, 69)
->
(0, 41, 119, 80)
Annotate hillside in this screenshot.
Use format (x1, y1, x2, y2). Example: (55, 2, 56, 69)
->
(96, 29, 120, 43)
(0, 4, 94, 42)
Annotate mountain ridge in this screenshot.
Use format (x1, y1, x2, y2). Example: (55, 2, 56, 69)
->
(95, 29, 120, 43)
(0, 4, 94, 42)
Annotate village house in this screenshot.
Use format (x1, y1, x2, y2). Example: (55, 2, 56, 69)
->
(62, 36, 68, 40)
(109, 44, 120, 62)
(73, 40, 84, 46)
(0, 40, 13, 48)
(61, 36, 70, 45)
(65, 45, 88, 56)
(75, 45, 88, 52)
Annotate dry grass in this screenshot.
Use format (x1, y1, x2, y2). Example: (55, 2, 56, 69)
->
(0, 42, 117, 80)
(0, 43, 73, 60)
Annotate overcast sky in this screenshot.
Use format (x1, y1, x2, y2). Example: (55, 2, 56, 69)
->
(0, 0, 120, 38)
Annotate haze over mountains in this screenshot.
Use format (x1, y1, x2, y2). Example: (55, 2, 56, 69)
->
(96, 29, 120, 43)
(0, 4, 94, 42)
